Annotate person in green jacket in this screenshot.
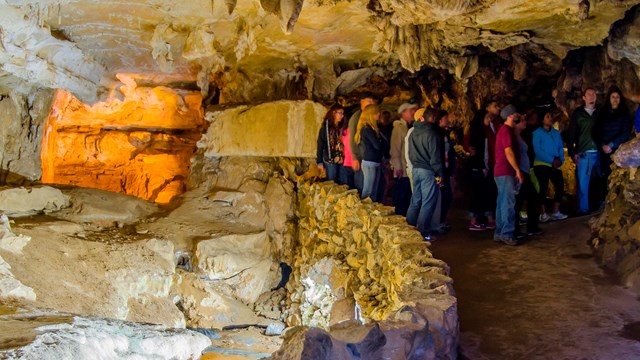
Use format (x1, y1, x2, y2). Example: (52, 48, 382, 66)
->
(567, 87, 600, 215)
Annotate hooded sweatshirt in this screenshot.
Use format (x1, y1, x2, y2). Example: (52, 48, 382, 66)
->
(407, 121, 443, 177)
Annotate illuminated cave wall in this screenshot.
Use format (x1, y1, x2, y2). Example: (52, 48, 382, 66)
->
(41, 83, 205, 204)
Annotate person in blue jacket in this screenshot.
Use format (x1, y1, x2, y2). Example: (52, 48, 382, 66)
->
(533, 108, 568, 222)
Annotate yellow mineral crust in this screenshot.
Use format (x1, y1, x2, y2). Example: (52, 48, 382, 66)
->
(292, 181, 453, 323)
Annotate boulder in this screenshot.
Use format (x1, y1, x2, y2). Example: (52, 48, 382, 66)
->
(0, 186, 70, 217)
(195, 232, 280, 304)
(0, 314, 210, 360)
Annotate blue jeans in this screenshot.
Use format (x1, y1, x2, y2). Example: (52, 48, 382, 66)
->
(324, 162, 341, 183)
(361, 161, 382, 202)
(576, 151, 600, 213)
(494, 176, 516, 240)
(341, 166, 355, 190)
(406, 168, 439, 236)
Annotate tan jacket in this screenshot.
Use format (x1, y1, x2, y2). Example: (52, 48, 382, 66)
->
(390, 120, 409, 176)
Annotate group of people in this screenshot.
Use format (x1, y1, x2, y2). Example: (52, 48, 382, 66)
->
(316, 86, 637, 245)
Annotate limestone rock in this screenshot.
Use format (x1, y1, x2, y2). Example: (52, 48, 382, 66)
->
(195, 232, 280, 304)
(613, 137, 640, 168)
(175, 271, 268, 329)
(0, 314, 210, 360)
(0, 256, 36, 302)
(608, 6, 640, 66)
(41, 87, 204, 204)
(0, 186, 70, 217)
(54, 187, 160, 227)
(0, 214, 31, 254)
(269, 320, 436, 360)
(0, 90, 53, 184)
(201, 100, 327, 158)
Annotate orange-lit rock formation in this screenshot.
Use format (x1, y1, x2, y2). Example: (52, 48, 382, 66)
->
(41, 79, 205, 203)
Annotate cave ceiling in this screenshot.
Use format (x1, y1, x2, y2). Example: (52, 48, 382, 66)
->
(1, 0, 639, 103)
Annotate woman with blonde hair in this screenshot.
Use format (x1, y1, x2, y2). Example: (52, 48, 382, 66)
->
(355, 104, 388, 201)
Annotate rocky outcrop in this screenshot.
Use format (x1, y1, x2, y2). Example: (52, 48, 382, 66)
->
(592, 137, 640, 294)
(0, 312, 210, 360)
(201, 100, 326, 158)
(2, 1, 637, 106)
(285, 181, 458, 358)
(41, 82, 206, 204)
(0, 90, 53, 184)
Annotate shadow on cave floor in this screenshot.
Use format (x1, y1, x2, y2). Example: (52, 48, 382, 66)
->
(429, 206, 640, 359)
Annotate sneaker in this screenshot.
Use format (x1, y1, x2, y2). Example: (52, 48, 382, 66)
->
(500, 237, 519, 246)
(514, 232, 526, 240)
(486, 221, 496, 230)
(468, 223, 486, 231)
(539, 213, 551, 223)
(423, 234, 436, 241)
(527, 228, 543, 236)
(550, 211, 568, 221)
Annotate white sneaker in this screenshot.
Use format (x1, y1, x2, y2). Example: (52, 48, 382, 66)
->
(540, 213, 550, 223)
(550, 211, 568, 221)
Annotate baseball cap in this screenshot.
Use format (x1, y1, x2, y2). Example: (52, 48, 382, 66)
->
(398, 102, 418, 114)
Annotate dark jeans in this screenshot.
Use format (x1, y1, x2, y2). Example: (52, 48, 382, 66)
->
(440, 175, 453, 224)
(324, 162, 341, 183)
(341, 166, 355, 190)
(392, 177, 412, 216)
(468, 168, 494, 218)
(534, 165, 564, 206)
(354, 168, 364, 196)
(515, 172, 540, 232)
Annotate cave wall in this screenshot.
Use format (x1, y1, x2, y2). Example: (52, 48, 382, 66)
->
(0, 90, 53, 185)
(41, 84, 205, 204)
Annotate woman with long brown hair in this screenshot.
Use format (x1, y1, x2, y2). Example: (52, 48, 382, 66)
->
(355, 104, 388, 201)
(316, 104, 346, 183)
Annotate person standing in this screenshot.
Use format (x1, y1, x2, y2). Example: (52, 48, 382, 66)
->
(355, 104, 387, 202)
(316, 104, 346, 183)
(390, 103, 417, 215)
(533, 108, 568, 222)
(594, 85, 631, 196)
(437, 110, 456, 230)
(406, 108, 443, 241)
(348, 93, 376, 195)
(514, 111, 542, 238)
(493, 104, 524, 245)
(567, 87, 599, 215)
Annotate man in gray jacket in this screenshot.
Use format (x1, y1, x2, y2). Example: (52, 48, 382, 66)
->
(406, 107, 443, 241)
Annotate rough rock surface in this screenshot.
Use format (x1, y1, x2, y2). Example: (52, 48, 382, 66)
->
(0, 310, 210, 360)
(201, 100, 326, 158)
(286, 181, 458, 358)
(591, 138, 640, 293)
(0, 186, 70, 217)
(1, 1, 637, 104)
(0, 90, 53, 184)
(41, 83, 206, 204)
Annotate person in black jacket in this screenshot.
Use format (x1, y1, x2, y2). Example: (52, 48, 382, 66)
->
(316, 104, 346, 183)
(436, 110, 456, 230)
(355, 104, 388, 202)
(406, 107, 443, 241)
(594, 85, 632, 200)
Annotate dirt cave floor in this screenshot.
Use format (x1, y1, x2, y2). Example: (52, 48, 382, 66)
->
(430, 207, 640, 359)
